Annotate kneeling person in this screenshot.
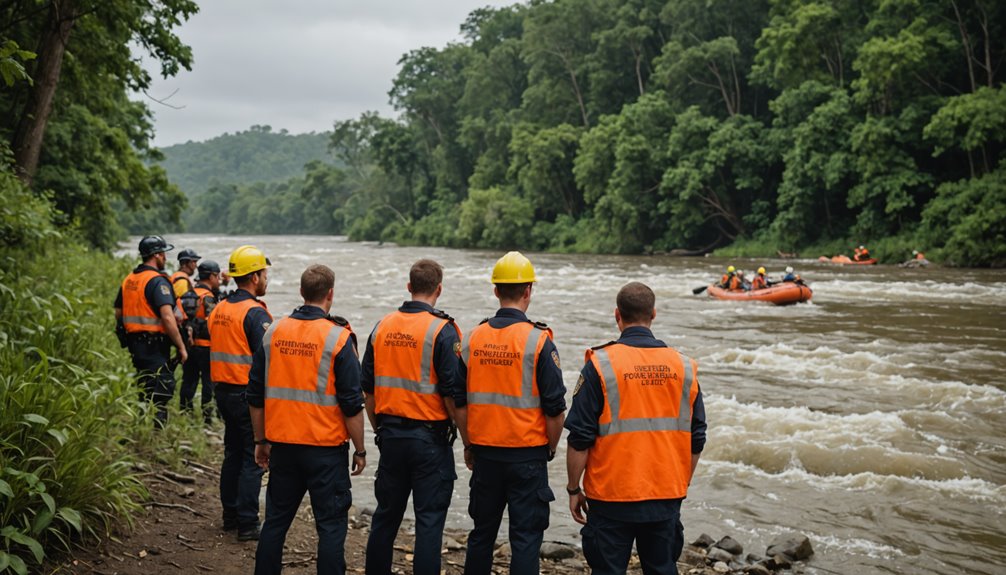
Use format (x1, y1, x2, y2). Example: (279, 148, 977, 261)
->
(248, 264, 367, 575)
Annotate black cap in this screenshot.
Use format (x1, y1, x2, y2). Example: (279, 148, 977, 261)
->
(139, 236, 174, 259)
(197, 260, 221, 279)
(177, 248, 201, 262)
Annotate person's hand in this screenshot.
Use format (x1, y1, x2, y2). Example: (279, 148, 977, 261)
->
(569, 490, 588, 525)
(463, 445, 474, 470)
(351, 452, 366, 475)
(254, 443, 271, 469)
(178, 347, 188, 364)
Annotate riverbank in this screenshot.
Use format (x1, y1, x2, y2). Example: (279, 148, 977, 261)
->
(53, 437, 816, 575)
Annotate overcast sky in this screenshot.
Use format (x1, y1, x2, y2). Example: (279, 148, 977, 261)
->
(140, 0, 515, 147)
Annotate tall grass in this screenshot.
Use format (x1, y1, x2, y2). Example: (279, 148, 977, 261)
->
(0, 243, 211, 574)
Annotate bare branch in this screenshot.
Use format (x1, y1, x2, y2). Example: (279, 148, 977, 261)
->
(144, 88, 185, 110)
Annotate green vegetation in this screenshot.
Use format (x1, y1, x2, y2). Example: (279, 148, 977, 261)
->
(186, 0, 1003, 266)
(0, 156, 213, 573)
(158, 126, 334, 198)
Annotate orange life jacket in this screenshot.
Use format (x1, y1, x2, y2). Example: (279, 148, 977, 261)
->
(371, 310, 461, 421)
(185, 286, 215, 347)
(751, 275, 767, 290)
(120, 269, 167, 334)
(915, 252, 926, 260)
(171, 271, 193, 299)
(463, 321, 552, 448)
(263, 316, 354, 446)
(727, 275, 742, 290)
(583, 344, 699, 502)
(208, 296, 270, 385)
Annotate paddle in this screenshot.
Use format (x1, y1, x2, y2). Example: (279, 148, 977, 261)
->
(692, 285, 709, 295)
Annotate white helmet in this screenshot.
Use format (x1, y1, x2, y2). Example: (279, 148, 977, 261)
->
(785, 266, 794, 274)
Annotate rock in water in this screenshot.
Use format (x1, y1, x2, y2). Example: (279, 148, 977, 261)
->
(766, 533, 814, 560)
(714, 535, 743, 555)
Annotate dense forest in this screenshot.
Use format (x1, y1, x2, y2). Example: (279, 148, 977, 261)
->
(3, 0, 1006, 265)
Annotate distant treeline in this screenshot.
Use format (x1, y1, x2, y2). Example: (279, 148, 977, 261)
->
(184, 0, 1004, 265)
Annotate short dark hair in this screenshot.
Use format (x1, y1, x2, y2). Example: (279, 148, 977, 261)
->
(301, 264, 335, 302)
(409, 259, 443, 295)
(495, 282, 530, 302)
(234, 269, 262, 288)
(616, 282, 655, 324)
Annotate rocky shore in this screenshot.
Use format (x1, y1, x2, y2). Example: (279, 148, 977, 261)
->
(56, 453, 817, 574)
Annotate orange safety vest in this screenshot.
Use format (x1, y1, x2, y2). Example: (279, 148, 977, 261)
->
(120, 269, 167, 334)
(583, 344, 699, 502)
(208, 296, 270, 385)
(751, 275, 767, 290)
(171, 271, 193, 299)
(263, 317, 354, 446)
(463, 321, 551, 447)
(189, 287, 215, 347)
(371, 310, 461, 421)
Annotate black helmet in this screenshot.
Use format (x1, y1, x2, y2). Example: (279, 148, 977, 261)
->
(197, 260, 221, 279)
(138, 236, 174, 259)
(177, 248, 201, 262)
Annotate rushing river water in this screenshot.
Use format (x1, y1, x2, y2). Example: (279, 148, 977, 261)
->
(161, 234, 1005, 574)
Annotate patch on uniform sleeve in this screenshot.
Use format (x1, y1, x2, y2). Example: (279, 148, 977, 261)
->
(263, 322, 271, 332)
(453, 341, 462, 356)
(159, 284, 171, 296)
(573, 374, 584, 396)
(551, 349, 561, 370)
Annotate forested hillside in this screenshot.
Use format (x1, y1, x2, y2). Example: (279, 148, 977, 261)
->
(158, 126, 332, 197)
(199, 0, 1003, 265)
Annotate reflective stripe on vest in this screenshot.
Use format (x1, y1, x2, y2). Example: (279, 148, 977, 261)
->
(584, 344, 698, 501)
(371, 311, 458, 420)
(208, 297, 269, 385)
(121, 270, 166, 334)
(263, 317, 352, 446)
(463, 321, 550, 447)
(592, 348, 693, 436)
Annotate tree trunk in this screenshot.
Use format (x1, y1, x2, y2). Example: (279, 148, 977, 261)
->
(12, 0, 78, 187)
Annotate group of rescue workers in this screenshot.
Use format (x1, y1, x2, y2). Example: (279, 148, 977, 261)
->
(716, 264, 802, 291)
(115, 236, 707, 575)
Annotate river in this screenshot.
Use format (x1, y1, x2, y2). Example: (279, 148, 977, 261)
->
(162, 234, 1006, 574)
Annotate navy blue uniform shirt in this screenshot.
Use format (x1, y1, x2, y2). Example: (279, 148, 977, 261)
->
(459, 307, 567, 462)
(564, 325, 707, 521)
(114, 264, 175, 312)
(246, 305, 364, 418)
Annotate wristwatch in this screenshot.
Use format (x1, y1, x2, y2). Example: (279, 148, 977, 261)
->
(353, 449, 367, 458)
(565, 485, 582, 495)
(255, 438, 269, 445)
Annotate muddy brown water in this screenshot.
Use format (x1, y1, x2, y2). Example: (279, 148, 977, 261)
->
(150, 235, 1006, 575)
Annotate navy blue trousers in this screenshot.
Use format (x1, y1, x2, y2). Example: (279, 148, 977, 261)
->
(127, 334, 175, 425)
(581, 505, 684, 575)
(464, 457, 554, 575)
(255, 443, 352, 575)
(180, 345, 213, 419)
(365, 436, 455, 575)
(215, 386, 263, 530)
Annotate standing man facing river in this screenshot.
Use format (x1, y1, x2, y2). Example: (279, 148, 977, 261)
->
(565, 282, 706, 575)
(114, 235, 188, 427)
(461, 251, 566, 575)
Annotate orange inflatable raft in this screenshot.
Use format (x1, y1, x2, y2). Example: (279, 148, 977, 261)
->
(818, 255, 877, 265)
(707, 282, 813, 305)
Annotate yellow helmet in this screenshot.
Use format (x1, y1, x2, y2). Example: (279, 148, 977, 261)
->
(228, 245, 271, 278)
(758, 267, 766, 275)
(491, 251, 537, 284)
(727, 265, 735, 273)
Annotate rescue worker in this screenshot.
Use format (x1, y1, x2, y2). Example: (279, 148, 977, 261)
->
(208, 245, 273, 541)
(718, 266, 744, 290)
(782, 266, 797, 282)
(248, 264, 366, 575)
(113, 235, 188, 427)
(565, 282, 707, 575)
(853, 245, 871, 262)
(363, 259, 466, 575)
(461, 251, 567, 575)
(751, 267, 768, 290)
(179, 259, 221, 423)
(172, 248, 201, 298)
